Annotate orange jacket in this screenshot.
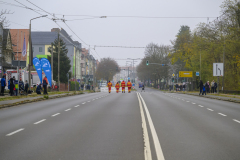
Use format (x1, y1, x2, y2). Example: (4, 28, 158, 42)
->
(121, 81, 125, 87)
(43, 77, 48, 85)
(127, 82, 132, 87)
(115, 83, 120, 89)
(107, 82, 112, 88)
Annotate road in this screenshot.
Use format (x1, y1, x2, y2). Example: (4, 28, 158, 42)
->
(0, 88, 240, 160)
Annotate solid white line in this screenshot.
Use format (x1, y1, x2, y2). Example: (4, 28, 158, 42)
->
(34, 119, 46, 124)
(207, 108, 214, 111)
(218, 113, 227, 116)
(137, 93, 152, 160)
(6, 128, 24, 136)
(74, 105, 79, 107)
(52, 113, 60, 117)
(65, 108, 71, 111)
(233, 119, 240, 123)
(192, 103, 196, 104)
(139, 93, 165, 160)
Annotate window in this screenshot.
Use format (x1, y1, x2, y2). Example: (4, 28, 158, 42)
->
(39, 47, 42, 52)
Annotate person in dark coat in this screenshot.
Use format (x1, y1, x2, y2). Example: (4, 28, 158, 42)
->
(199, 80, 203, 95)
(214, 82, 218, 93)
(25, 80, 29, 95)
(10, 78, 14, 96)
(1, 75, 6, 96)
(36, 84, 43, 94)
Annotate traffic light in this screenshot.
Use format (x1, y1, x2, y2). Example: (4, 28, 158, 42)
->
(88, 78, 90, 82)
(172, 78, 174, 82)
(146, 60, 149, 65)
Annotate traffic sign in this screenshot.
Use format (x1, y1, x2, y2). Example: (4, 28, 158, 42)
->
(213, 63, 224, 76)
(179, 71, 193, 77)
(196, 72, 199, 76)
(172, 73, 175, 77)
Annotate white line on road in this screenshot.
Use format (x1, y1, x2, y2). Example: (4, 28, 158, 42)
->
(198, 105, 204, 107)
(6, 128, 24, 136)
(82, 102, 86, 104)
(233, 119, 240, 123)
(207, 108, 214, 111)
(74, 105, 79, 107)
(218, 113, 227, 117)
(192, 103, 196, 104)
(87, 101, 91, 102)
(65, 108, 71, 111)
(52, 113, 60, 117)
(34, 119, 46, 124)
(139, 93, 165, 160)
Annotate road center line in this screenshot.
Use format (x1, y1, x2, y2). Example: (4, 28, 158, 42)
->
(52, 113, 60, 117)
(6, 128, 24, 136)
(65, 108, 71, 111)
(207, 108, 214, 111)
(218, 113, 227, 116)
(74, 105, 79, 107)
(82, 102, 86, 104)
(233, 119, 240, 123)
(192, 103, 196, 104)
(139, 93, 165, 160)
(198, 105, 204, 107)
(34, 119, 46, 124)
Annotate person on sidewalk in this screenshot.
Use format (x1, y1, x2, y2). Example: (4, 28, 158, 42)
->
(43, 76, 48, 95)
(19, 78, 24, 94)
(205, 81, 210, 93)
(1, 75, 6, 96)
(199, 80, 203, 95)
(202, 84, 206, 95)
(13, 76, 19, 96)
(25, 80, 29, 95)
(211, 80, 215, 93)
(36, 84, 43, 94)
(214, 81, 218, 93)
(10, 78, 14, 96)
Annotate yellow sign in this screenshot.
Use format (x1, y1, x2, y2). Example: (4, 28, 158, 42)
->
(179, 71, 193, 77)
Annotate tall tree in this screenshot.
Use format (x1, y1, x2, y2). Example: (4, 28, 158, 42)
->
(48, 35, 71, 83)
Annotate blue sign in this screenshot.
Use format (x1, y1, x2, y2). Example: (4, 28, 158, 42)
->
(40, 58, 52, 86)
(196, 72, 199, 76)
(33, 57, 42, 83)
(128, 77, 130, 80)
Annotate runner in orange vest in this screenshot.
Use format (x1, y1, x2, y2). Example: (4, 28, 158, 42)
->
(107, 81, 112, 93)
(127, 80, 132, 93)
(121, 80, 125, 93)
(115, 82, 120, 93)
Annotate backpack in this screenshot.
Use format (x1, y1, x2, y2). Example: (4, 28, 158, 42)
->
(43, 79, 47, 86)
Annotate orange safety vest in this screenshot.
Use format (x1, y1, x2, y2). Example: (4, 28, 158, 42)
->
(121, 81, 125, 87)
(107, 82, 112, 88)
(115, 83, 120, 89)
(127, 82, 132, 87)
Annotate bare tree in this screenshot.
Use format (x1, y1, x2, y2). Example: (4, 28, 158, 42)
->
(0, 10, 14, 28)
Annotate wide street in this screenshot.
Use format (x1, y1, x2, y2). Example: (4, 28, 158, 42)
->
(1, 88, 240, 160)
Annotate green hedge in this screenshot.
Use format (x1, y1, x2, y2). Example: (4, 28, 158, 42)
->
(70, 81, 80, 91)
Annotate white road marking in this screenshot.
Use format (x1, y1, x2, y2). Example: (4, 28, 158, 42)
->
(207, 108, 214, 111)
(137, 93, 152, 160)
(139, 93, 165, 160)
(52, 113, 60, 117)
(192, 103, 196, 104)
(233, 119, 240, 123)
(82, 102, 86, 104)
(218, 113, 227, 117)
(198, 105, 204, 107)
(74, 105, 79, 107)
(87, 101, 91, 102)
(34, 119, 46, 124)
(186, 101, 189, 102)
(6, 128, 24, 136)
(65, 108, 71, 111)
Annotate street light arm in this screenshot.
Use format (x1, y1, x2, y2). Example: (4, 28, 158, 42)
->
(30, 15, 48, 22)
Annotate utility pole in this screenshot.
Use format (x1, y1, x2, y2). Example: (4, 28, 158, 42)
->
(58, 32, 60, 91)
(51, 44, 53, 89)
(75, 49, 76, 91)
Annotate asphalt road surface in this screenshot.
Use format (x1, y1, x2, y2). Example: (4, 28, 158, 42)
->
(1, 88, 240, 160)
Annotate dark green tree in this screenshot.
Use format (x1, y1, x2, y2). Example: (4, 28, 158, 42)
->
(48, 34, 71, 83)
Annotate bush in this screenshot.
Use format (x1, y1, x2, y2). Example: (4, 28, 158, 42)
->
(70, 81, 80, 91)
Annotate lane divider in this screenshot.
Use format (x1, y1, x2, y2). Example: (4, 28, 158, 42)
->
(233, 119, 240, 124)
(74, 105, 79, 108)
(65, 108, 71, 111)
(218, 113, 227, 117)
(6, 128, 24, 136)
(52, 113, 60, 117)
(34, 119, 46, 124)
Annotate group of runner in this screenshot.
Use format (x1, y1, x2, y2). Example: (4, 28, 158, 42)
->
(107, 80, 132, 93)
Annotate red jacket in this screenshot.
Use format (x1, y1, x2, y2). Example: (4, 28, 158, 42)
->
(121, 81, 125, 87)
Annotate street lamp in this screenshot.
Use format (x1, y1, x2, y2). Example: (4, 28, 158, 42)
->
(28, 15, 47, 92)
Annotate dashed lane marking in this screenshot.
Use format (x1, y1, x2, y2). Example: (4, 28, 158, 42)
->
(34, 119, 46, 124)
(198, 105, 204, 107)
(82, 102, 86, 104)
(74, 105, 79, 107)
(186, 101, 190, 102)
(207, 108, 214, 111)
(6, 128, 24, 136)
(52, 113, 60, 117)
(233, 119, 240, 124)
(218, 113, 227, 117)
(87, 101, 91, 102)
(192, 103, 196, 104)
(65, 108, 71, 111)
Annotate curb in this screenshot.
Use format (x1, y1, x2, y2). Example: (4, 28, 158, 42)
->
(0, 92, 85, 110)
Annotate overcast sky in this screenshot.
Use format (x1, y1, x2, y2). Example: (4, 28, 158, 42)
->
(1, 0, 225, 66)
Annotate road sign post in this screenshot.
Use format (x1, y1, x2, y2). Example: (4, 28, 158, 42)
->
(213, 63, 224, 76)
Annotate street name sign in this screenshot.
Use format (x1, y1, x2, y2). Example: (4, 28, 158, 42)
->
(179, 71, 193, 77)
(213, 63, 224, 76)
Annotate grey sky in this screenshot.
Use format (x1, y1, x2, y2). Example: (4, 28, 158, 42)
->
(1, 0, 225, 66)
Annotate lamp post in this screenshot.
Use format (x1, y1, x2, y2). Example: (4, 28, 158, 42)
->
(28, 15, 47, 92)
(127, 58, 141, 83)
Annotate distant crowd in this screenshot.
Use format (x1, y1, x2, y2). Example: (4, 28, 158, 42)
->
(199, 80, 218, 96)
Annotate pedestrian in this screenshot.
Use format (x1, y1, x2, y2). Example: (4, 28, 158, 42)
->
(43, 76, 48, 95)
(199, 80, 203, 95)
(205, 81, 210, 93)
(8, 79, 10, 95)
(214, 81, 218, 93)
(10, 78, 14, 96)
(127, 80, 132, 93)
(107, 81, 112, 93)
(121, 80, 126, 93)
(13, 76, 19, 96)
(183, 83, 185, 91)
(81, 83, 84, 91)
(36, 83, 43, 94)
(1, 75, 6, 96)
(25, 80, 29, 95)
(211, 80, 215, 93)
(92, 85, 94, 90)
(115, 82, 120, 93)
(202, 84, 206, 95)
